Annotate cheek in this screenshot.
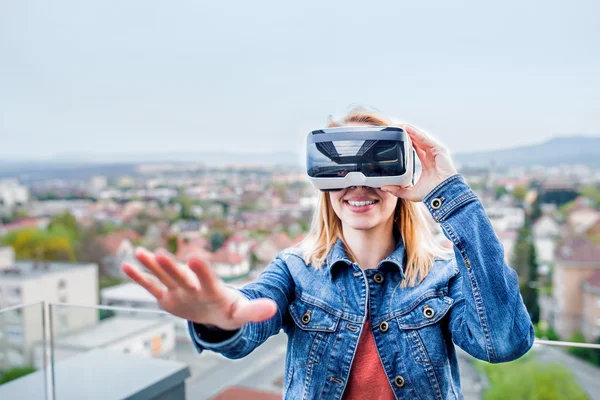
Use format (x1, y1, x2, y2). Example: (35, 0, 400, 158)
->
(380, 194, 399, 217)
(328, 193, 345, 216)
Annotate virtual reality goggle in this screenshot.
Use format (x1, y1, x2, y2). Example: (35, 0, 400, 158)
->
(306, 126, 415, 192)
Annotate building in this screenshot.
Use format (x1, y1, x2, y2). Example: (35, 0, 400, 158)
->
(0, 247, 98, 370)
(0, 179, 29, 209)
(100, 282, 189, 340)
(552, 238, 600, 340)
(98, 230, 141, 278)
(495, 230, 518, 263)
(211, 247, 250, 279)
(485, 206, 526, 232)
(566, 200, 600, 235)
(532, 214, 561, 271)
(0, 349, 190, 400)
(31, 316, 176, 369)
(582, 270, 600, 342)
(253, 232, 297, 263)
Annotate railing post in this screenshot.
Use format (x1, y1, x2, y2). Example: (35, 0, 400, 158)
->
(42, 301, 56, 400)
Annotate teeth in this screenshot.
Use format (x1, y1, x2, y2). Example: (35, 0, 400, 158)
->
(348, 200, 376, 207)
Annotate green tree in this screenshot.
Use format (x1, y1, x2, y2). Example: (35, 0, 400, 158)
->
(511, 226, 540, 324)
(512, 186, 528, 203)
(2, 228, 76, 262)
(210, 231, 226, 251)
(495, 186, 509, 199)
(0, 366, 36, 384)
(580, 184, 600, 207)
(48, 212, 80, 242)
(166, 235, 179, 254)
(479, 356, 588, 400)
(567, 333, 600, 366)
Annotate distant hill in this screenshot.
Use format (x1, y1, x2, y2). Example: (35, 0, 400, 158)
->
(2, 136, 599, 182)
(454, 136, 600, 168)
(0, 151, 303, 182)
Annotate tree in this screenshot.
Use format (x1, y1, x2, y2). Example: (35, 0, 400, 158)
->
(2, 227, 76, 262)
(210, 231, 226, 251)
(512, 186, 528, 203)
(495, 186, 509, 200)
(511, 226, 540, 324)
(522, 241, 540, 324)
(567, 332, 600, 366)
(48, 212, 80, 242)
(480, 359, 588, 400)
(166, 235, 178, 254)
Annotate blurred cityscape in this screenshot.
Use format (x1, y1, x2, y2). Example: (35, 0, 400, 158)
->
(1, 141, 600, 399)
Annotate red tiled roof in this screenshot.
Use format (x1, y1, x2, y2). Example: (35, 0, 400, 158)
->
(2, 218, 41, 232)
(176, 236, 211, 262)
(212, 247, 244, 264)
(210, 387, 281, 400)
(99, 230, 141, 254)
(269, 232, 294, 250)
(224, 234, 247, 244)
(177, 247, 213, 263)
(556, 238, 600, 264)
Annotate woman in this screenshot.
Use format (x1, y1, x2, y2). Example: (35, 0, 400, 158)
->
(123, 108, 534, 399)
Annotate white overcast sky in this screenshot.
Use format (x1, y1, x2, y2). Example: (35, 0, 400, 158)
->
(1, 0, 599, 160)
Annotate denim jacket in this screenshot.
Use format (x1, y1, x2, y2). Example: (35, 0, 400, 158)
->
(188, 174, 535, 400)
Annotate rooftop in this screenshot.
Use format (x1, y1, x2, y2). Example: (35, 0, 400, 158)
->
(0, 260, 96, 280)
(101, 282, 158, 304)
(556, 238, 600, 266)
(0, 349, 190, 400)
(53, 316, 172, 349)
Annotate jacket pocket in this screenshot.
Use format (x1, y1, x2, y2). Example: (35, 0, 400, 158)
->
(397, 294, 454, 365)
(288, 296, 340, 365)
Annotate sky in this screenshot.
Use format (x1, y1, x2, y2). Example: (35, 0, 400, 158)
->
(1, 0, 599, 161)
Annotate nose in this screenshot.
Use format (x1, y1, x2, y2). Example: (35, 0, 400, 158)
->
(348, 186, 374, 190)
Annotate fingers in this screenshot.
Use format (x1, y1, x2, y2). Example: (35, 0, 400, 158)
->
(155, 249, 200, 291)
(122, 262, 166, 299)
(381, 185, 420, 202)
(403, 124, 439, 149)
(135, 248, 177, 289)
(230, 298, 278, 325)
(188, 258, 220, 296)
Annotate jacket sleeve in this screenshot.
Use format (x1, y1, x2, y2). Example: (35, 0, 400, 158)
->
(187, 253, 295, 359)
(423, 174, 535, 363)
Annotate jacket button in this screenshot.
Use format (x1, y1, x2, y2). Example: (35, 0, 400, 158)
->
(394, 376, 405, 388)
(301, 310, 311, 324)
(423, 306, 435, 319)
(379, 321, 389, 333)
(374, 273, 384, 283)
(430, 198, 442, 209)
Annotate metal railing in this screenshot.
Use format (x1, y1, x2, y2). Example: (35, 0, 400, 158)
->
(1, 301, 599, 400)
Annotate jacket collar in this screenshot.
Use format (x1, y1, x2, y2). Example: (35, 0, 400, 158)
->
(325, 236, 406, 280)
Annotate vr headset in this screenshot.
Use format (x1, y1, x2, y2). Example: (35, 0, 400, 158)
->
(306, 126, 415, 192)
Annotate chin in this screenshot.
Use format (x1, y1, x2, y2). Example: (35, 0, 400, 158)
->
(344, 219, 378, 231)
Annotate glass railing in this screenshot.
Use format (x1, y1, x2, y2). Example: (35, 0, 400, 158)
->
(2, 301, 600, 399)
(0, 302, 49, 400)
(459, 339, 600, 400)
(47, 303, 286, 400)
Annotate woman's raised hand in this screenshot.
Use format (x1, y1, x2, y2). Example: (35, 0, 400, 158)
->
(381, 124, 458, 202)
(122, 248, 277, 330)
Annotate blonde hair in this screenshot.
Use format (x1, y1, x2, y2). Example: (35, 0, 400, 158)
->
(302, 106, 450, 287)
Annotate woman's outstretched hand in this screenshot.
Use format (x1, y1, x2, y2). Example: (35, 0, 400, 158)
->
(381, 124, 458, 202)
(122, 248, 277, 330)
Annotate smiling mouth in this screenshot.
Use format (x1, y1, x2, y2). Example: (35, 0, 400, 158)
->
(345, 200, 379, 207)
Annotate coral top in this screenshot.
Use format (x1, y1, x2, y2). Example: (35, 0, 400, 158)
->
(342, 319, 396, 399)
